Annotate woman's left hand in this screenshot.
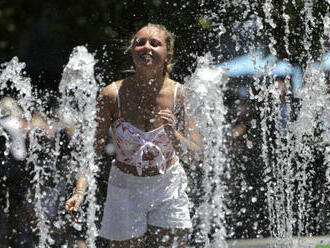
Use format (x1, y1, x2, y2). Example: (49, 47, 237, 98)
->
(157, 109, 176, 137)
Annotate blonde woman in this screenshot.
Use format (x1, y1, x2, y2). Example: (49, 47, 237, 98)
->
(66, 24, 202, 247)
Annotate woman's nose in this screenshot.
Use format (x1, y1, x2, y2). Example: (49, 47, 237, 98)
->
(144, 41, 152, 50)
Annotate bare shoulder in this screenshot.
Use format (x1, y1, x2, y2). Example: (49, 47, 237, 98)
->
(99, 80, 124, 102)
(168, 79, 184, 102)
(167, 79, 182, 91)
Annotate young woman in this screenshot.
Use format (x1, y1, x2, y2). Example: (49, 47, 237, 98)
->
(65, 23, 203, 247)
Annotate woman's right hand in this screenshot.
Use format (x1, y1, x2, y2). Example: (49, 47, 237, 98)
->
(65, 193, 84, 213)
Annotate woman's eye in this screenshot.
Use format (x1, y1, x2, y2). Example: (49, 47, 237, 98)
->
(150, 40, 161, 47)
(134, 38, 161, 47)
(134, 39, 145, 46)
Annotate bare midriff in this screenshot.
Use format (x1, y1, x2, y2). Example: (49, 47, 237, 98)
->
(114, 156, 178, 177)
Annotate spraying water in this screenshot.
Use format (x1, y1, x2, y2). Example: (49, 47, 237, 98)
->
(58, 46, 99, 247)
(1, 3, 330, 248)
(184, 53, 229, 247)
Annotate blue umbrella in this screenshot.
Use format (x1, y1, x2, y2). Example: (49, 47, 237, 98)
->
(306, 52, 330, 76)
(216, 51, 265, 77)
(320, 53, 330, 71)
(217, 52, 303, 96)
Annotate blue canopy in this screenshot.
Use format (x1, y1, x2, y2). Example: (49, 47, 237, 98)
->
(311, 53, 330, 72)
(216, 52, 303, 95)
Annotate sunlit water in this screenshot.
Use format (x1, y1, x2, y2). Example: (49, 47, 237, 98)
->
(1, 4, 330, 248)
(58, 46, 99, 247)
(184, 53, 229, 248)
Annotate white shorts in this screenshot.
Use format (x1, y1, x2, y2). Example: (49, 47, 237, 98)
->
(99, 160, 192, 241)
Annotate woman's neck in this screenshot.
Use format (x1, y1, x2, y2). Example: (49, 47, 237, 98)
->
(133, 69, 167, 89)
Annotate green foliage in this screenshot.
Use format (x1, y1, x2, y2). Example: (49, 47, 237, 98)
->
(0, 0, 329, 89)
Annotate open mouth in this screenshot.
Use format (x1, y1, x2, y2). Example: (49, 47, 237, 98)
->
(141, 54, 153, 60)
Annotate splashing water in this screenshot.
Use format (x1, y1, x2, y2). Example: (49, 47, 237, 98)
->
(0, 57, 53, 246)
(59, 46, 99, 247)
(2, 3, 330, 248)
(184, 53, 229, 247)
(0, 47, 99, 247)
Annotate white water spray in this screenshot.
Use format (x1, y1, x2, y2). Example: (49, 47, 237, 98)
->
(59, 46, 99, 247)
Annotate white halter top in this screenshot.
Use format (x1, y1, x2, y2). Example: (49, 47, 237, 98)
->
(111, 83, 179, 176)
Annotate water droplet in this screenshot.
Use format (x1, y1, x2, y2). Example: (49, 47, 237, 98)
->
(161, 235, 170, 242)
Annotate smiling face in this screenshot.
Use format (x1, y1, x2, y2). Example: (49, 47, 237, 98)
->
(132, 26, 171, 74)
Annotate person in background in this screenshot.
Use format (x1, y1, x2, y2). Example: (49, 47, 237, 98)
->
(0, 96, 61, 247)
(0, 96, 36, 247)
(66, 23, 203, 247)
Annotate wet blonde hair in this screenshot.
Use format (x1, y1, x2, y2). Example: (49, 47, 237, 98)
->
(125, 23, 176, 76)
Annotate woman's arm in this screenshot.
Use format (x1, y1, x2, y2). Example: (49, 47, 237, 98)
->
(94, 87, 116, 156)
(158, 84, 203, 161)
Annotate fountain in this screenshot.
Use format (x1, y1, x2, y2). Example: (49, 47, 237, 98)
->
(1, 2, 330, 248)
(58, 46, 99, 247)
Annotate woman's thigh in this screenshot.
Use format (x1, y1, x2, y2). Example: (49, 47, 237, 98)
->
(146, 225, 188, 248)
